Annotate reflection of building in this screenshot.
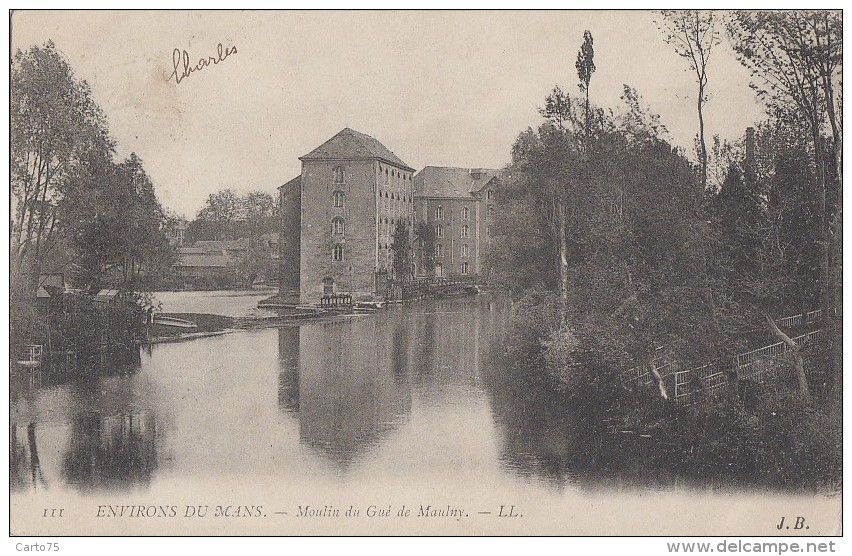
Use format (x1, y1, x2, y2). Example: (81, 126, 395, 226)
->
(279, 128, 416, 302)
(278, 314, 413, 467)
(413, 167, 501, 278)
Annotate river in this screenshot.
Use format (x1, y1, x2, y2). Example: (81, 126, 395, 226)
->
(9, 294, 839, 535)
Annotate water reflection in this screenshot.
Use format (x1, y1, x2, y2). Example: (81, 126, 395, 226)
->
(61, 411, 158, 491)
(278, 313, 414, 468)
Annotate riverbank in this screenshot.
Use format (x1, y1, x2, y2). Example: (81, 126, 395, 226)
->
(144, 307, 351, 344)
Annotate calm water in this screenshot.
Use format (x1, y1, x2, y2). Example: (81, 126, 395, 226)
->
(9, 295, 840, 535)
(152, 288, 278, 317)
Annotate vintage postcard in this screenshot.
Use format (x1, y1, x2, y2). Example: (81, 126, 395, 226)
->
(8, 9, 843, 538)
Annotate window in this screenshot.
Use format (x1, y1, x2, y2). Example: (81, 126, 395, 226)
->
(462, 206, 470, 220)
(333, 166, 345, 184)
(332, 217, 345, 235)
(487, 204, 494, 217)
(461, 225, 469, 239)
(487, 190, 494, 201)
(436, 206, 444, 220)
(461, 244, 469, 258)
(333, 190, 345, 208)
(436, 243, 444, 257)
(461, 262, 469, 275)
(332, 244, 344, 261)
(436, 224, 444, 238)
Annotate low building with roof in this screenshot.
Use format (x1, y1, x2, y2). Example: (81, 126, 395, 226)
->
(413, 166, 501, 278)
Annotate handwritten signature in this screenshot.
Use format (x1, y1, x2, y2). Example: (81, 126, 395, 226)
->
(169, 43, 237, 85)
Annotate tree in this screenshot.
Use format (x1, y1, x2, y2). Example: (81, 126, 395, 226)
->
(65, 152, 172, 290)
(414, 221, 437, 279)
(727, 10, 842, 317)
(195, 189, 241, 240)
(240, 191, 276, 246)
(575, 30, 596, 146)
(536, 87, 589, 323)
(390, 220, 413, 282)
(10, 41, 114, 295)
(655, 10, 721, 191)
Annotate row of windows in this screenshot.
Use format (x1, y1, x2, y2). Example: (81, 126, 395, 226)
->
(330, 220, 486, 240)
(381, 191, 412, 202)
(332, 166, 413, 186)
(434, 203, 493, 221)
(435, 224, 470, 238)
(431, 262, 469, 276)
(330, 244, 473, 264)
(434, 244, 470, 258)
(379, 166, 412, 182)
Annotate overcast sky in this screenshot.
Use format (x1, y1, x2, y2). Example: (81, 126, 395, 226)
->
(12, 10, 767, 217)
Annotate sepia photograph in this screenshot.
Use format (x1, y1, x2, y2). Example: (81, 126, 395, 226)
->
(7, 8, 843, 539)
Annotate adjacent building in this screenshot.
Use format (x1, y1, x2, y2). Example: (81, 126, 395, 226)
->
(279, 128, 416, 303)
(413, 166, 501, 278)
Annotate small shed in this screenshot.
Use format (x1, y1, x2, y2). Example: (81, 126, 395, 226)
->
(36, 273, 66, 299)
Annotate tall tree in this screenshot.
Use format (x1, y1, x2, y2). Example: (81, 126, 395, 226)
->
(727, 10, 842, 318)
(414, 221, 437, 279)
(240, 191, 276, 246)
(655, 10, 721, 191)
(390, 221, 413, 282)
(10, 41, 113, 294)
(575, 30, 596, 147)
(195, 189, 242, 241)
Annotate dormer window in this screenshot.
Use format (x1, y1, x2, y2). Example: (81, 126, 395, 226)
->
(333, 166, 345, 184)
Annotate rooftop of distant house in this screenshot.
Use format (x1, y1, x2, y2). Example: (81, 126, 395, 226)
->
(413, 166, 503, 199)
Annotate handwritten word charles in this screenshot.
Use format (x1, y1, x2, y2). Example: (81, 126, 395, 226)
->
(169, 43, 237, 85)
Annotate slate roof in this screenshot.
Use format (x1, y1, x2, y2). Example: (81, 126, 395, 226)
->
(279, 175, 301, 190)
(300, 128, 414, 172)
(174, 253, 234, 268)
(413, 166, 502, 199)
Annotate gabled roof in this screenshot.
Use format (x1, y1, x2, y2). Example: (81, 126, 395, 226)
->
(175, 253, 234, 268)
(413, 166, 502, 199)
(300, 128, 414, 172)
(279, 175, 301, 190)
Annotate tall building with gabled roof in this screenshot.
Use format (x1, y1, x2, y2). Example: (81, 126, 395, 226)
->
(413, 166, 502, 279)
(279, 128, 415, 302)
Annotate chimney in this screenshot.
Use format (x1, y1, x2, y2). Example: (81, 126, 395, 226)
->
(470, 168, 485, 180)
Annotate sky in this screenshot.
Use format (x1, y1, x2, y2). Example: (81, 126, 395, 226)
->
(11, 10, 768, 218)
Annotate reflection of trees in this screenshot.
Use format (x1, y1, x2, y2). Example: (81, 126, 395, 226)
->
(62, 412, 158, 491)
(478, 296, 577, 488)
(295, 315, 413, 468)
(9, 422, 48, 492)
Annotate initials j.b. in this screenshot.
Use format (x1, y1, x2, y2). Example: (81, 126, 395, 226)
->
(776, 516, 808, 530)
